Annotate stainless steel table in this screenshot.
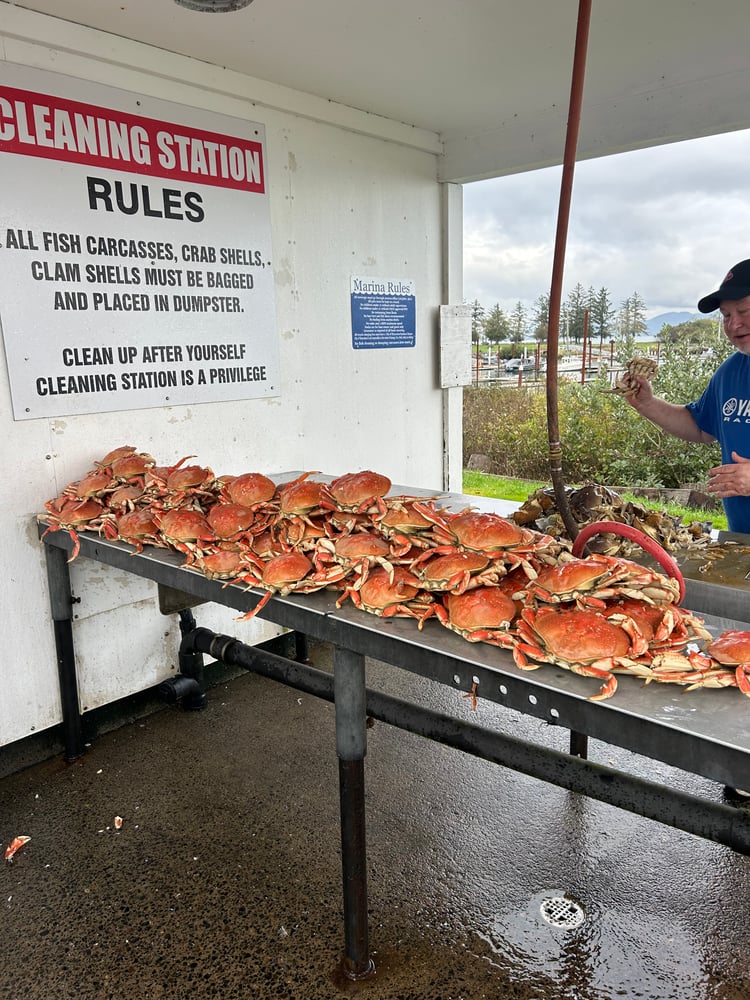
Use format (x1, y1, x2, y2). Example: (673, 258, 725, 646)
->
(39, 482, 750, 979)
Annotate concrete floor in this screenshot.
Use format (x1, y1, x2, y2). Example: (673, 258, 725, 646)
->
(1, 637, 749, 1000)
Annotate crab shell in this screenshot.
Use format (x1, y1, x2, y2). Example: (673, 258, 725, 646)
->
(195, 548, 249, 581)
(207, 503, 257, 540)
(420, 507, 545, 552)
(223, 472, 277, 508)
(322, 470, 392, 512)
(706, 630, 750, 666)
(513, 605, 651, 700)
(165, 464, 215, 492)
(112, 508, 160, 548)
(96, 445, 138, 467)
(411, 550, 495, 593)
(321, 532, 393, 562)
(355, 565, 420, 605)
(110, 452, 155, 481)
(527, 554, 681, 609)
(259, 551, 315, 590)
(277, 476, 325, 515)
(337, 565, 434, 622)
(41, 498, 111, 560)
(43, 497, 106, 528)
(155, 508, 212, 539)
(107, 482, 149, 511)
(703, 630, 750, 696)
(438, 586, 517, 640)
(154, 509, 215, 560)
(313, 532, 396, 586)
(379, 501, 434, 536)
(280, 517, 329, 551)
(520, 606, 636, 662)
(604, 598, 710, 651)
(525, 555, 621, 607)
(66, 469, 114, 499)
(251, 530, 282, 560)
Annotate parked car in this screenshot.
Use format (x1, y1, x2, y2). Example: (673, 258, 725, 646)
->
(504, 356, 535, 373)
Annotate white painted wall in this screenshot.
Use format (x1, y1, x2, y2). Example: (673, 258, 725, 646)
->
(0, 9, 457, 747)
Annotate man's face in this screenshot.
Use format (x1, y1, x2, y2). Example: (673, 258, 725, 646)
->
(720, 295, 750, 354)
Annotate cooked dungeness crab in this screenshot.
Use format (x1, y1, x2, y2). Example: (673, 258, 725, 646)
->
(409, 549, 507, 595)
(433, 586, 517, 643)
(321, 470, 393, 519)
(411, 505, 560, 579)
(520, 553, 682, 611)
(41, 497, 113, 561)
(312, 532, 397, 587)
(336, 565, 434, 624)
(651, 629, 750, 696)
(512, 605, 651, 700)
(231, 550, 329, 620)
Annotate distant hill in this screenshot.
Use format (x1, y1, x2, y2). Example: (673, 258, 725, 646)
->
(646, 311, 701, 335)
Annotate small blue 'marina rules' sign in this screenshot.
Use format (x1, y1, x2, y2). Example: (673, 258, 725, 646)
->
(350, 275, 416, 349)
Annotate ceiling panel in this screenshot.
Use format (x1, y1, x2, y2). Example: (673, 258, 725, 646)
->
(5, 1, 750, 181)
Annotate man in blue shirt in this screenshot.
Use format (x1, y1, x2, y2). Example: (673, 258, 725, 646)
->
(626, 259, 750, 536)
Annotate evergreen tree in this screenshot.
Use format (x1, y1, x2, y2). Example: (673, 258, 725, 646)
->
(483, 303, 510, 346)
(565, 283, 588, 343)
(588, 286, 614, 347)
(469, 299, 485, 346)
(615, 293, 646, 361)
(532, 293, 549, 344)
(509, 301, 527, 347)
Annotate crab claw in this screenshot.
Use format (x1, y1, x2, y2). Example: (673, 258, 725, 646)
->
(4, 835, 31, 860)
(736, 665, 750, 697)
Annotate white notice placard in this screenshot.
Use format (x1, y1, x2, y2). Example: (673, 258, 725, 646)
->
(439, 303, 472, 387)
(0, 64, 280, 420)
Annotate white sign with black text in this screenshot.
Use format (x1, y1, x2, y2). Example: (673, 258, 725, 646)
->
(0, 63, 280, 420)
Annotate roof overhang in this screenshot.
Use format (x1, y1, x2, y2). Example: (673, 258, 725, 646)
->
(3, 0, 749, 182)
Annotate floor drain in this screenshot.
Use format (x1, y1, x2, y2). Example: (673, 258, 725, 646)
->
(539, 895, 585, 929)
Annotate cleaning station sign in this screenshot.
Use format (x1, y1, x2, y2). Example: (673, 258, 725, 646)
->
(0, 63, 280, 420)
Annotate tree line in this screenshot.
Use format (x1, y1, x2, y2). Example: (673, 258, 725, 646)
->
(469, 285, 651, 350)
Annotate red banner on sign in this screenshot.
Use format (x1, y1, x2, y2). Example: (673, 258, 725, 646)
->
(0, 85, 265, 193)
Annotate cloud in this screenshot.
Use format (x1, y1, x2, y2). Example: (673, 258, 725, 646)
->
(463, 128, 750, 318)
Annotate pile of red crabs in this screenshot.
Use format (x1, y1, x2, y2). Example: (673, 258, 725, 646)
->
(39, 446, 750, 703)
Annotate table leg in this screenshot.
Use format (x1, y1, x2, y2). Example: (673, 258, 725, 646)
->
(43, 543, 84, 762)
(570, 731, 589, 758)
(333, 646, 375, 980)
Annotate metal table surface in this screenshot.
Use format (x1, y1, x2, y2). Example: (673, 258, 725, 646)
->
(38, 480, 750, 978)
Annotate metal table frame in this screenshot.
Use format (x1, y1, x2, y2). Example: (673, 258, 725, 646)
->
(40, 514, 750, 979)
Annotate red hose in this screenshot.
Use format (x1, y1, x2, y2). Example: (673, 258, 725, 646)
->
(571, 521, 686, 604)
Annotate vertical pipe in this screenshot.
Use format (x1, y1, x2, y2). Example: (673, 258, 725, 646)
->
(545, 0, 593, 541)
(44, 543, 84, 762)
(333, 646, 374, 980)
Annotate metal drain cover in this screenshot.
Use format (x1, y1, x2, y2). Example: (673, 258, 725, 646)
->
(539, 895, 585, 929)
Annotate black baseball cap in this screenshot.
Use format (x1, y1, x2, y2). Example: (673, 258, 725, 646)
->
(697, 259, 750, 313)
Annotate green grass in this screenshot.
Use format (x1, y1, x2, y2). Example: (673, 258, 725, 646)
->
(462, 469, 728, 531)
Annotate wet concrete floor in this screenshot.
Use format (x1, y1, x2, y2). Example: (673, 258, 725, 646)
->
(1, 637, 749, 1000)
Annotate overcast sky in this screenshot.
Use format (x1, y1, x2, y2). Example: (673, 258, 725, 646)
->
(462, 128, 750, 321)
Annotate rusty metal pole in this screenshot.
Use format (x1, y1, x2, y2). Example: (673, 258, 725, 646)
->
(545, 0, 593, 543)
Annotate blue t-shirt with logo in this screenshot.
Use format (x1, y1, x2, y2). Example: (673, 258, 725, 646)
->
(685, 351, 750, 534)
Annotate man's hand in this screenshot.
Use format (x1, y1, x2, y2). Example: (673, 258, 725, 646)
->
(622, 375, 655, 412)
(707, 451, 750, 498)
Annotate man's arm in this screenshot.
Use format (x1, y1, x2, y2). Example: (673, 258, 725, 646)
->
(624, 376, 716, 444)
